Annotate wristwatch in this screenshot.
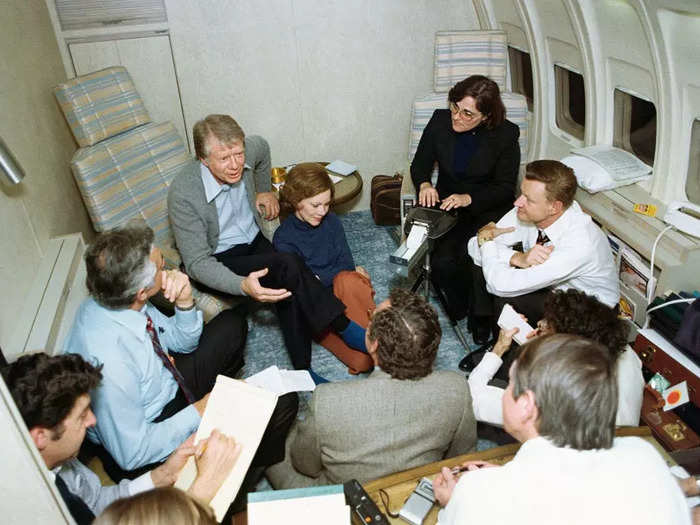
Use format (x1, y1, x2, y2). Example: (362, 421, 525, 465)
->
(176, 302, 196, 311)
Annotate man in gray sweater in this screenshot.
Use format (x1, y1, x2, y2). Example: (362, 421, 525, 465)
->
(168, 115, 367, 381)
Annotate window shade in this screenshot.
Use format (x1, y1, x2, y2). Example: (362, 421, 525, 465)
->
(55, 0, 167, 31)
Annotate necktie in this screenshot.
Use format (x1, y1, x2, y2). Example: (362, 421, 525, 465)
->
(55, 474, 95, 525)
(536, 229, 550, 246)
(145, 315, 195, 404)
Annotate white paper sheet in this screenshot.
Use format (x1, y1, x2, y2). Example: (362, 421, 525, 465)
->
(497, 304, 535, 345)
(248, 493, 349, 525)
(174, 375, 278, 521)
(325, 160, 357, 175)
(406, 224, 428, 250)
(246, 366, 316, 395)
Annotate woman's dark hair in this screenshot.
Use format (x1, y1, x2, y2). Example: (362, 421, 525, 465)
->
(448, 74, 505, 129)
(278, 162, 334, 214)
(543, 289, 627, 359)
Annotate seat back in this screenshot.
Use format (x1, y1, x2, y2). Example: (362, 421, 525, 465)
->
(54, 66, 151, 148)
(55, 66, 238, 321)
(433, 30, 508, 93)
(70, 121, 189, 252)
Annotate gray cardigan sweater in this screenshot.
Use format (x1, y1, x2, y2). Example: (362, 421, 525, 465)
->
(167, 135, 272, 295)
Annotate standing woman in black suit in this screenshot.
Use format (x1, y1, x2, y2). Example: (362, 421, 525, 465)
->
(410, 75, 520, 336)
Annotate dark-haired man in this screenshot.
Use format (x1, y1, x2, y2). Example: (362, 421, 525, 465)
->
(435, 334, 689, 525)
(267, 289, 477, 488)
(2, 352, 241, 524)
(64, 221, 297, 481)
(467, 160, 618, 339)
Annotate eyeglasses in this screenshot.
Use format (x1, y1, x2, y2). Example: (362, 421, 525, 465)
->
(449, 101, 483, 121)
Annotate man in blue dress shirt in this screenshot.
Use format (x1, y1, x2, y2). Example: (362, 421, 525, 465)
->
(64, 221, 297, 483)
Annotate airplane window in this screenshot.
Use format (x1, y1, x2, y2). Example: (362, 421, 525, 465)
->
(686, 119, 700, 205)
(554, 65, 585, 140)
(613, 88, 656, 166)
(508, 46, 533, 112)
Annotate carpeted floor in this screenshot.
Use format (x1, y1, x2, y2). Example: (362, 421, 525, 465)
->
(239, 209, 482, 392)
(241, 209, 502, 492)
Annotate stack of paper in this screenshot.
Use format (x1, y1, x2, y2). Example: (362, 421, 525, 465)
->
(497, 304, 535, 345)
(174, 375, 278, 521)
(248, 485, 350, 525)
(245, 365, 316, 395)
(326, 160, 357, 176)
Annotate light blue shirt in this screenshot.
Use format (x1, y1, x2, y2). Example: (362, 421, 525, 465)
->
(200, 163, 259, 253)
(64, 298, 203, 470)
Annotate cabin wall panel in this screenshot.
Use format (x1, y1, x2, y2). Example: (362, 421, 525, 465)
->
(166, 0, 478, 210)
(656, 8, 700, 202)
(0, 1, 93, 352)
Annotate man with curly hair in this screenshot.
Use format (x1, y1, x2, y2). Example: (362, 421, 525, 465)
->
(468, 289, 644, 426)
(266, 288, 477, 488)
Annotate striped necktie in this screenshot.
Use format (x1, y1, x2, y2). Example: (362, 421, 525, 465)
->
(145, 315, 195, 404)
(536, 229, 550, 246)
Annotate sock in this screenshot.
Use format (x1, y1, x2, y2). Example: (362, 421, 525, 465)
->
(308, 368, 329, 385)
(338, 319, 367, 353)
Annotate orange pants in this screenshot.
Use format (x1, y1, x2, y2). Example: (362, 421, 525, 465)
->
(315, 270, 375, 374)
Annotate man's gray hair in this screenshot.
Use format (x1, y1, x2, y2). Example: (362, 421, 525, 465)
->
(84, 220, 157, 309)
(513, 334, 618, 450)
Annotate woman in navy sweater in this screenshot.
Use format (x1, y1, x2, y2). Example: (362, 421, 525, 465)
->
(274, 163, 374, 374)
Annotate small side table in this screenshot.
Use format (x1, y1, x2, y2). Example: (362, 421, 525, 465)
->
(274, 162, 362, 217)
(322, 162, 363, 206)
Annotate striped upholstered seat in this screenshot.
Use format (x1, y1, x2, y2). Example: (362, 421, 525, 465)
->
(54, 67, 238, 321)
(433, 30, 508, 93)
(401, 31, 529, 223)
(54, 67, 151, 148)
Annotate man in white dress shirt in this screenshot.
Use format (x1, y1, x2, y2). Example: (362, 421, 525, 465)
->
(434, 334, 690, 525)
(466, 160, 619, 339)
(468, 289, 644, 427)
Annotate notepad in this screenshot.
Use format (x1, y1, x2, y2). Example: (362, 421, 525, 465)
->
(245, 365, 316, 395)
(497, 304, 535, 345)
(174, 375, 278, 521)
(248, 485, 350, 525)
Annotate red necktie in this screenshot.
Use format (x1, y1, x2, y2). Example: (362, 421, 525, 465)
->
(145, 315, 195, 404)
(536, 229, 550, 246)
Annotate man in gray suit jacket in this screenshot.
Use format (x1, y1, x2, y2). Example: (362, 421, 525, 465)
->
(267, 289, 477, 488)
(168, 115, 368, 378)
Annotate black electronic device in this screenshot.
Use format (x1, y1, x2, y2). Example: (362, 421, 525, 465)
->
(343, 479, 390, 525)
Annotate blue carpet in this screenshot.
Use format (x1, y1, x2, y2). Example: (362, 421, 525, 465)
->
(240, 210, 497, 486)
(240, 210, 481, 387)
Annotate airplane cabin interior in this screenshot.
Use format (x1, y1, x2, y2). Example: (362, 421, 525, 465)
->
(0, 0, 699, 523)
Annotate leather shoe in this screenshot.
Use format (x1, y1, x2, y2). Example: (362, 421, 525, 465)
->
(458, 349, 487, 372)
(469, 316, 493, 345)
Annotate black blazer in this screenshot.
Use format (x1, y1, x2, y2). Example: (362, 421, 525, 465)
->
(410, 109, 520, 220)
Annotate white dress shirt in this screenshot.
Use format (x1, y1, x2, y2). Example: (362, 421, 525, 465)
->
(467, 203, 620, 307)
(51, 458, 153, 515)
(438, 436, 690, 525)
(200, 162, 259, 252)
(468, 345, 645, 427)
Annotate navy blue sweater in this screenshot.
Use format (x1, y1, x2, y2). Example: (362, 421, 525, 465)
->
(273, 212, 355, 288)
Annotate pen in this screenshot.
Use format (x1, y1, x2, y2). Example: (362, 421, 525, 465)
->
(450, 466, 471, 475)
